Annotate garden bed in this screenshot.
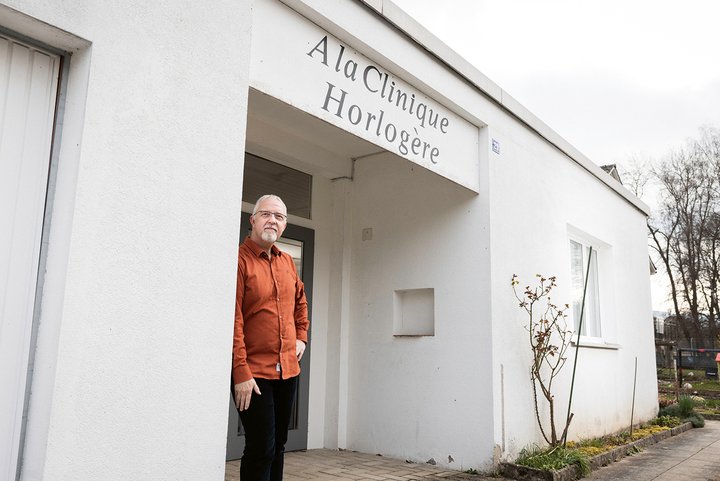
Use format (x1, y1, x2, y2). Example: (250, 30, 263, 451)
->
(498, 422, 693, 481)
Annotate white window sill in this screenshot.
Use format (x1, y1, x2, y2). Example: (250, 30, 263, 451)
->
(571, 338, 620, 350)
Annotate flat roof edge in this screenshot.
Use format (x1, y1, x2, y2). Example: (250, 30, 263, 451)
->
(360, 0, 650, 216)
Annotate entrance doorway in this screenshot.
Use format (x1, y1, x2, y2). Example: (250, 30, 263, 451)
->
(226, 213, 314, 460)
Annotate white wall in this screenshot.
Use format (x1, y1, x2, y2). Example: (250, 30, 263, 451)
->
(0, 1, 253, 479)
(487, 116, 657, 458)
(248, 0, 495, 463)
(344, 154, 495, 472)
(271, 0, 655, 469)
(1, 0, 657, 476)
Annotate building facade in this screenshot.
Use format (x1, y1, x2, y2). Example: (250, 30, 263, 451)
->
(0, 1, 656, 479)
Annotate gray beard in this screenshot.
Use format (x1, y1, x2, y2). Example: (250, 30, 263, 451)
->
(261, 231, 277, 243)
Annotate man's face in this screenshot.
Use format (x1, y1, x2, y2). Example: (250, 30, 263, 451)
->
(250, 197, 288, 247)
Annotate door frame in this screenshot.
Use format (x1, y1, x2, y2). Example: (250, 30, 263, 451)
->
(0, 31, 64, 480)
(226, 213, 314, 460)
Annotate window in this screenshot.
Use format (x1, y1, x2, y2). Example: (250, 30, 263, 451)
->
(570, 238, 601, 337)
(242, 153, 312, 219)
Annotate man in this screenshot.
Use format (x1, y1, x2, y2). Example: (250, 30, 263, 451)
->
(233, 194, 309, 481)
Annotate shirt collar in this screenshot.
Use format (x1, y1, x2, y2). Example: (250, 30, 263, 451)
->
(244, 236, 281, 258)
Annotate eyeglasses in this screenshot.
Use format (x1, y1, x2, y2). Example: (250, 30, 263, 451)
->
(254, 210, 287, 222)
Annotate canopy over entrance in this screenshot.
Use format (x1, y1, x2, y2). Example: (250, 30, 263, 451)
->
(249, 0, 481, 193)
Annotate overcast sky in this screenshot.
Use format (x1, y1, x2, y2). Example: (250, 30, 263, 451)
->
(392, 0, 720, 170)
(391, 0, 720, 312)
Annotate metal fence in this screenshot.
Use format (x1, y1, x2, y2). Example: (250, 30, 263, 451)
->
(676, 348, 720, 387)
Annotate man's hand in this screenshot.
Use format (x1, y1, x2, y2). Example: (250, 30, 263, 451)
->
(296, 340, 306, 361)
(234, 378, 261, 412)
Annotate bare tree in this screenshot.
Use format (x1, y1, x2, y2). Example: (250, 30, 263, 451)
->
(512, 274, 574, 447)
(638, 127, 720, 348)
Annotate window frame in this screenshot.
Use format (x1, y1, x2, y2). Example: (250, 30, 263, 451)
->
(569, 236, 602, 339)
(566, 221, 622, 349)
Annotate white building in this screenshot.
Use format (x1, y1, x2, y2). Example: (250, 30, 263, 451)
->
(1, 0, 657, 479)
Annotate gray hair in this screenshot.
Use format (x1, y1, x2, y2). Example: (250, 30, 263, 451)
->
(252, 194, 287, 215)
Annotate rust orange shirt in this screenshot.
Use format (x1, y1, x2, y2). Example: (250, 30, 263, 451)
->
(232, 236, 309, 385)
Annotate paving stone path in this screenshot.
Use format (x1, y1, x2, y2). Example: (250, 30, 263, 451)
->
(225, 420, 720, 481)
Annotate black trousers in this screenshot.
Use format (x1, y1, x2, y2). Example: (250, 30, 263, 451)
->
(238, 376, 298, 481)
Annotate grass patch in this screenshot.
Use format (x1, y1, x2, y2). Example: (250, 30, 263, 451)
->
(694, 397, 720, 416)
(684, 381, 720, 391)
(678, 395, 695, 416)
(514, 395, 707, 475)
(659, 393, 720, 416)
(514, 413, 691, 474)
(657, 368, 720, 391)
(515, 445, 590, 475)
(657, 368, 676, 381)
(566, 423, 673, 457)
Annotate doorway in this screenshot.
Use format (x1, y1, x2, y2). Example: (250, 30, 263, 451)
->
(226, 213, 314, 460)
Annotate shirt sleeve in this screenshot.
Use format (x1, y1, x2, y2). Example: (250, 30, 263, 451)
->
(232, 252, 254, 385)
(294, 272, 310, 344)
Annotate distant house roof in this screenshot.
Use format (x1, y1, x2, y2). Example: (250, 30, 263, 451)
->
(601, 164, 623, 184)
(596, 164, 655, 274)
